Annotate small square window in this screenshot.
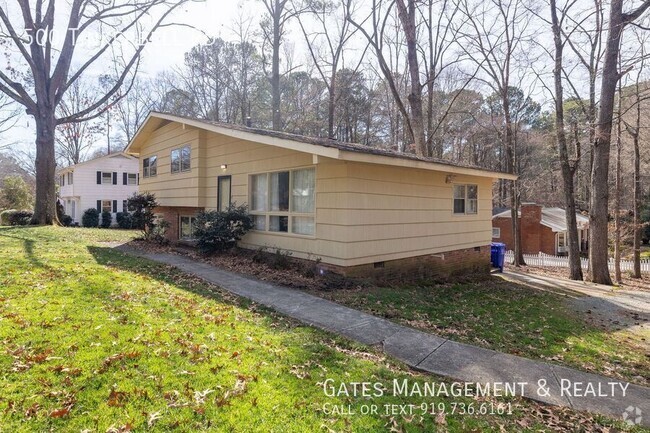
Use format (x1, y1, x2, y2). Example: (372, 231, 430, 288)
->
(292, 216, 314, 235)
(492, 227, 500, 238)
(180, 216, 197, 240)
(269, 215, 288, 232)
(171, 145, 191, 173)
(453, 184, 478, 215)
(102, 172, 112, 184)
(143, 156, 157, 178)
(101, 200, 112, 213)
(127, 173, 137, 185)
(252, 215, 266, 231)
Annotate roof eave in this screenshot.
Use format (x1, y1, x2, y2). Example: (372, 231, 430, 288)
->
(339, 150, 517, 179)
(127, 112, 518, 179)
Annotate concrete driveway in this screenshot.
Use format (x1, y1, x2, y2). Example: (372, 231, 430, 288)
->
(499, 269, 650, 335)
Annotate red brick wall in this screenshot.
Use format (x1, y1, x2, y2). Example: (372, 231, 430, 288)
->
(539, 225, 557, 255)
(154, 206, 203, 242)
(492, 217, 514, 249)
(520, 204, 542, 254)
(492, 205, 558, 255)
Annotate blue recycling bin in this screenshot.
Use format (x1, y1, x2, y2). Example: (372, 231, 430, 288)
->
(491, 242, 506, 272)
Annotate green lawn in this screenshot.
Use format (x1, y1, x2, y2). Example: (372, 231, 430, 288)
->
(0, 227, 644, 432)
(312, 279, 649, 386)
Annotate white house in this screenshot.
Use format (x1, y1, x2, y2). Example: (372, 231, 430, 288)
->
(57, 152, 139, 225)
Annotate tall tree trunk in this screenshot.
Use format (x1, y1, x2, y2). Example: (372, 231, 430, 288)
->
(271, 2, 282, 131)
(503, 92, 525, 266)
(328, 70, 336, 139)
(632, 86, 642, 279)
(633, 133, 641, 278)
(588, 0, 627, 285)
(395, 0, 426, 156)
(551, 0, 583, 280)
(614, 91, 622, 284)
(32, 110, 58, 225)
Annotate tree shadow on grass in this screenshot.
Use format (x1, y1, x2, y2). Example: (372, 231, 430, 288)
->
(86, 243, 650, 386)
(0, 227, 48, 269)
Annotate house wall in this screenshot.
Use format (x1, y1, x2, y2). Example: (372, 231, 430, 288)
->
(492, 212, 558, 255)
(58, 155, 139, 224)
(137, 121, 494, 270)
(321, 162, 494, 267)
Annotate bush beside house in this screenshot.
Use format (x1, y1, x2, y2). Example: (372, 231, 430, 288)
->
(100, 211, 112, 228)
(82, 208, 100, 228)
(194, 205, 254, 254)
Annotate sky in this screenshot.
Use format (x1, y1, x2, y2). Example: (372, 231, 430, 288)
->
(0, 0, 265, 153)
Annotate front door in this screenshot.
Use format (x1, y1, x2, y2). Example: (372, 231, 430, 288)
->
(217, 175, 232, 212)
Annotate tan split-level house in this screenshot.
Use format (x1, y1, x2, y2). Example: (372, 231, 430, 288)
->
(125, 112, 516, 279)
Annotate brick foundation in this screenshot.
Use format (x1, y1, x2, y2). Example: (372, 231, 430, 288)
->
(319, 246, 491, 282)
(154, 206, 204, 241)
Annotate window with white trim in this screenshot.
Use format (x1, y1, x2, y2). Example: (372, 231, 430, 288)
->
(101, 200, 112, 213)
(250, 167, 315, 236)
(171, 145, 191, 173)
(101, 172, 112, 184)
(67, 172, 73, 185)
(179, 216, 197, 240)
(453, 184, 478, 215)
(492, 227, 500, 238)
(143, 156, 157, 178)
(127, 173, 137, 185)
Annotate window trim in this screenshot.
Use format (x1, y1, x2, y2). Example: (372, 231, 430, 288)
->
(101, 172, 113, 185)
(453, 183, 478, 216)
(143, 155, 158, 178)
(67, 172, 73, 185)
(249, 166, 316, 238)
(492, 227, 500, 238)
(127, 173, 137, 185)
(179, 215, 198, 240)
(217, 175, 232, 212)
(171, 145, 191, 174)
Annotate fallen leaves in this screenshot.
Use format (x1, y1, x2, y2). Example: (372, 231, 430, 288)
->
(98, 351, 141, 373)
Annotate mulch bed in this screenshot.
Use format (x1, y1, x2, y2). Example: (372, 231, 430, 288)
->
(125, 239, 363, 292)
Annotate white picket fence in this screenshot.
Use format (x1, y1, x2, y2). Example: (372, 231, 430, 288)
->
(503, 250, 650, 273)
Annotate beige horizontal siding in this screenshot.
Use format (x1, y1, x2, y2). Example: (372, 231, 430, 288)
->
(136, 122, 496, 267)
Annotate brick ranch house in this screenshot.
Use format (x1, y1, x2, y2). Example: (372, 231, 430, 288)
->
(125, 112, 516, 280)
(492, 203, 589, 256)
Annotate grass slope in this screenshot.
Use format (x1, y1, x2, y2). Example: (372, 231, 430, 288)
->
(0, 227, 644, 432)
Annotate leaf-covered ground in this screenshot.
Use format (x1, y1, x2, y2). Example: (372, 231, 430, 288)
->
(125, 239, 649, 387)
(310, 279, 649, 387)
(0, 226, 645, 432)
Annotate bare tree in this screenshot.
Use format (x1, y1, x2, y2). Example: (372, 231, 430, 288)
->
(622, 30, 649, 279)
(613, 77, 623, 283)
(549, 0, 584, 280)
(112, 77, 155, 148)
(0, 93, 20, 145)
(588, 0, 650, 285)
(260, 0, 301, 130)
(457, 0, 534, 266)
(55, 78, 104, 165)
(0, 0, 188, 224)
(296, 0, 362, 139)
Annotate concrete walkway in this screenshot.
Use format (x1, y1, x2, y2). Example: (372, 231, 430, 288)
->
(119, 247, 649, 426)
